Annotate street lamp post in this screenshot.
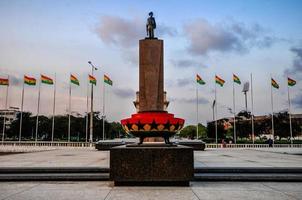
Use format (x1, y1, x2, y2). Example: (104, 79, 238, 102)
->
(88, 61, 97, 144)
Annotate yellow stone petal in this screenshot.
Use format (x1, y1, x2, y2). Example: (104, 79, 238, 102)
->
(144, 124, 151, 131)
(123, 125, 129, 132)
(132, 124, 138, 131)
(170, 125, 175, 131)
(157, 124, 164, 131)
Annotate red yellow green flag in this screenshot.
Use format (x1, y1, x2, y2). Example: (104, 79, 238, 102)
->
(104, 74, 113, 86)
(271, 78, 279, 89)
(233, 74, 241, 84)
(89, 74, 96, 85)
(215, 75, 225, 87)
(24, 75, 36, 85)
(288, 77, 296, 87)
(196, 74, 205, 85)
(0, 78, 9, 86)
(41, 74, 54, 85)
(70, 74, 80, 86)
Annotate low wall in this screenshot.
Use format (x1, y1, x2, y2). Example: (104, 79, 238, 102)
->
(1, 141, 302, 148)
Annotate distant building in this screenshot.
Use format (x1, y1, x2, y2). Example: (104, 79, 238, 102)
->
(0, 107, 19, 128)
(209, 112, 302, 138)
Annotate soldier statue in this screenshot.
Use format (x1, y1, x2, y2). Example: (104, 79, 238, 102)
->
(146, 12, 156, 39)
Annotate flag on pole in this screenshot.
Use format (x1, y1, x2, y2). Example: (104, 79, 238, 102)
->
(104, 74, 113, 86)
(288, 77, 296, 87)
(271, 78, 279, 89)
(70, 74, 80, 86)
(215, 75, 225, 87)
(0, 78, 9, 86)
(196, 74, 206, 85)
(41, 74, 54, 85)
(233, 74, 241, 84)
(24, 75, 36, 85)
(89, 75, 96, 85)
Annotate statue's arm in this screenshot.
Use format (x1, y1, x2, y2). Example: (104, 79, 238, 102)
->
(146, 24, 148, 35)
(154, 20, 156, 29)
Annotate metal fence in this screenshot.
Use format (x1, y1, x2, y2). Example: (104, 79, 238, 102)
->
(0, 141, 94, 147)
(1, 141, 302, 148)
(206, 143, 302, 148)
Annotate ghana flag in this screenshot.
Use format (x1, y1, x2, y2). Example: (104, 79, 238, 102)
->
(271, 78, 279, 89)
(104, 74, 113, 86)
(41, 74, 54, 85)
(215, 75, 225, 87)
(233, 74, 241, 84)
(24, 75, 36, 85)
(0, 78, 9, 86)
(89, 74, 96, 85)
(70, 74, 80, 86)
(196, 74, 205, 85)
(288, 77, 296, 87)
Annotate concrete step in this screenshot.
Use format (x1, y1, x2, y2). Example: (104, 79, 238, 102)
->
(0, 173, 109, 181)
(194, 167, 302, 173)
(1, 167, 302, 182)
(194, 173, 302, 181)
(0, 167, 109, 174)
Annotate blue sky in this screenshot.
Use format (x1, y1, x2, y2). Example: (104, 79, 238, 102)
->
(0, 0, 302, 125)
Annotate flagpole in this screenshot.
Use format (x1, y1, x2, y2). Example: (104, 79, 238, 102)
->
(270, 75, 274, 145)
(19, 79, 25, 142)
(51, 73, 56, 143)
(251, 73, 255, 144)
(102, 80, 105, 140)
(232, 74, 236, 144)
(35, 78, 41, 143)
(215, 75, 218, 145)
(196, 81, 199, 140)
(86, 79, 89, 143)
(287, 77, 293, 147)
(68, 74, 71, 142)
(2, 75, 9, 142)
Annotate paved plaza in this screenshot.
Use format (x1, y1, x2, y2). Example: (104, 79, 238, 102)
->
(0, 147, 302, 199)
(0, 181, 301, 200)
(0, 147, 302, 168)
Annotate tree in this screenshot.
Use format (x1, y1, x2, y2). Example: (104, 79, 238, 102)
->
(6, 112, 35, 140)
(274, 112, 301, 140)
(178, 123, 207, 139)
(178, 125, 196, 139)
(207, 121, 226, 142)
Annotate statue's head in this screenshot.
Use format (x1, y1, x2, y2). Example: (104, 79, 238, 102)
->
(149, 12, 153, 17)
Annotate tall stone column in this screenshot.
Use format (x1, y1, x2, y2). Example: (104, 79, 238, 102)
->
(139, 39, 164, 112)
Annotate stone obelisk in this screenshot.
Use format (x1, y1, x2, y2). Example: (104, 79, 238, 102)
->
(139, 39, 164, 112)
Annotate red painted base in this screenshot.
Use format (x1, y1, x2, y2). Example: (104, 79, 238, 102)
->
(121, 112, 185, 138)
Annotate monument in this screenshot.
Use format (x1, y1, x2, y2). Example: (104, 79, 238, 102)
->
(120, 12, 184, 144)
(110, 12, 193, 186)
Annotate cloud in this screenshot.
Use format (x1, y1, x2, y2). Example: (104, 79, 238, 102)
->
(170, 59, 207, 68)
(9, 75, 21, 86)
(292, 92, 302, 108)
(94, 15, 177, 48)
(113, 87, 135, 99)
(183, 18, 275, 55)
(122, 50, 138, 66)
(176, 97, 209, 104)
(286, 47, 302, 75)
(166, 77, 193, 88)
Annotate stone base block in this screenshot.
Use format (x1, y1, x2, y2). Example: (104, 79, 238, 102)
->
(110, 144, 193, 186)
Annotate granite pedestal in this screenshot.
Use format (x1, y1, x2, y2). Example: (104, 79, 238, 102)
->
(110, 144, 193, 186)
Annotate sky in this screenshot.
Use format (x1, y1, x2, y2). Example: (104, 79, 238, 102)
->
(0, 0, 302, 126)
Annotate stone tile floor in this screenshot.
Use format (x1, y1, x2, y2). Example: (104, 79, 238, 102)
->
(0, 181, 301, 200)
(0, 147, 302, 199)
(0, 147, 301, 168)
